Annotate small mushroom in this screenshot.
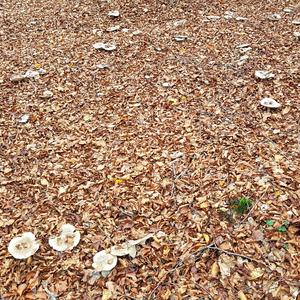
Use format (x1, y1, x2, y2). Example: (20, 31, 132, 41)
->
(96, 63, 110, 69)
(173, 19, 187, 27)
(92, 250, 118, 272)
(8, 232, 39, 259)
(294, 31, 300, 39)
(93, 42, 117, 51)
(106, 25, 120, 32)
(268, 13, 281, 21)
(41, 90, 53, 98)
(292, 20, 300, 25)
(10, 74, 26, 82)
(128, 233, 154, 246)
(235, 16, 247, 21)
(205, 15, 220, 21)
(224, 11, 235, 19)
(108, 10, 120, 17)
(110, 242, 137, 258)
(19, 114, 29, 123)
(24, 70, 40, 79)
(283, 7, 294, 13)
(174, 35, 188, 42)
(260, 97, 281, 108)
(255, 70, 275, 80)
(48, 224, 80, 251)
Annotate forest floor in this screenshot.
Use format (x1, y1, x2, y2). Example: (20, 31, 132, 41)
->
(0, 0, 300, 299)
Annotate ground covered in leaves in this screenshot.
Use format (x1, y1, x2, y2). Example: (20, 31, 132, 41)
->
(1, 0, 300, 299)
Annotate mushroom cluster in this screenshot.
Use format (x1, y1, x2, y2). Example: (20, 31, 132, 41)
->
(7, 225, 155, 279)
(92, 234, 154, 276)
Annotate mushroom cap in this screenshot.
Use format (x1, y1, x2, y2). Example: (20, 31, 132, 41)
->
(92, 250, 118, 272)
(110, 243, 137, 258)
(8, 232, 39, 259)
(108, 10, 120, 17)
(48, 224, 80, 251)
(260, 97, 281, 108)
(128, 233, 154, 246)
(255, 70, 275, 79)
(93, 42, 117, 51)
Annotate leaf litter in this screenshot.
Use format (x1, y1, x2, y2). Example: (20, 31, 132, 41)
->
(0, 0, 300, 299)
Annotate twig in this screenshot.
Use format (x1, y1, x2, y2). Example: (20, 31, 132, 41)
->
(208, 246, 267, 266)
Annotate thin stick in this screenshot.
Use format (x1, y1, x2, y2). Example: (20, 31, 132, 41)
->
(208, 246, 267, 266)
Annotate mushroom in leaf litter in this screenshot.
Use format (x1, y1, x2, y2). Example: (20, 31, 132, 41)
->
(255, 70, 275, 79)
(292, 20, 300, 25)
(48, 224, 80, 251)
(92, 250, 118, 272)
(268, 13, 281, 21)
(205, 15, 220, 21)
(110, 243, 137, 258)
(236, 16, 247, 21)
(174, 35, 188, 42)
(128, 233, 154, 246)
(19, 114, 29, 123)
(106, 25, 120, 32)
(41, 90, 53, 98)
(108, 10, 120, 17)
(294, 31, 300, 39)
(8, 232, 39, 259)
(260, 97, 281, 108)
(93, 42, 117, 51)
(96, 63, 110, 69)
(10, 74, 26, 82)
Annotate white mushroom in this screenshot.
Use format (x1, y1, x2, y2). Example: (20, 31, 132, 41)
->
(294, 31, 300, 38)
(92, 250, 118, 272)
(205, 15, 220, 21)
(108, 10, 120, 17)
(106, 25, 120, 32)
(19, 114, 29, 123)
(268, 13, 281, 21)
(255, 70, 275, 80)
(24, 70, 40, 79)
(10, 74, 26, 82)
(93, 42, 117, 51)
(110, 242, 137, 258)
(41, 90, 53, 98)
(235, 16, 247, 21)
(260, 97, 281, 108)
(128, 233, 154, 246)
(8, 232, 39, 259)
(48, 224, 80, 251)
(174, 35, 188, 42)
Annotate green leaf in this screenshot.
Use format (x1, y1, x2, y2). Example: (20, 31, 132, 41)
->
(277, 225, 287, 233)
(266, 220, 275, 226)
(232, 197, 252, 214)
(283, 243, 289, 250)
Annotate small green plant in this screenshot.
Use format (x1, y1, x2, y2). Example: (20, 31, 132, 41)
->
(277, 221, 289, 233)
(231, 197, 252, 214)
(266, 219, 275, 227)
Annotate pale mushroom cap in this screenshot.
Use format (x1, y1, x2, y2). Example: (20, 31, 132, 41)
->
(48, 224, 80, 251)
(8, 232, 39, 259)
(128, 233, 154, 246)
(255, 70, 275, 79)
(61, 224, 76, 233)
(260, 97, 281, 108)
(92, 250, 118, 272)
(93, 42, 116, 51)
(110, 243, 137, 258)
